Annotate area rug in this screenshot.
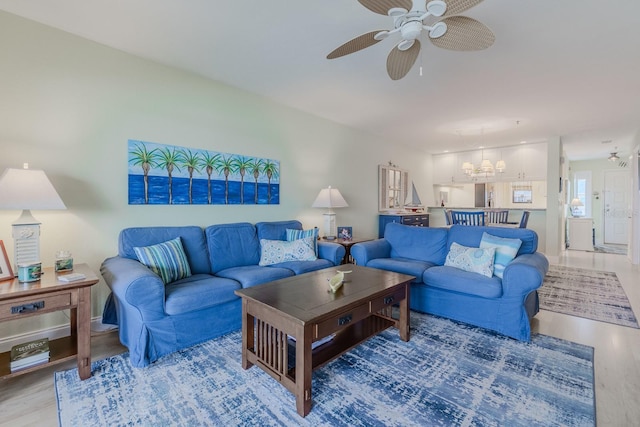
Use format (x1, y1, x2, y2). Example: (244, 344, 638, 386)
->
(593, 244, 627, 255)
(539, 264, 639, 328)
(55, 312, 595, 427)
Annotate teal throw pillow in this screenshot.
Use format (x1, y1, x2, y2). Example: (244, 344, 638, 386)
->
(479, 232, 522, 278)
(286, 228, 318, 256)
(259, 237, 317, 266)
(134, 237, 192, 285)
(444, 242, 496, 278)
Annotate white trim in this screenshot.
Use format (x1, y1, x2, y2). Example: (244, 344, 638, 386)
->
(0, 317, 117, 353)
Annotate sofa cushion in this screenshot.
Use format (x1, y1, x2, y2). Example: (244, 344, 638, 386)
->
(119, 226, 211, 274)
(259, 237, 317, 266)
(444, 242, 495, 278)
(216, 265, 294, 288)
(133, 237, 192, 284)
(367, 257, 436, 284)
(286, 228, 319, 255)
(205, 223, 260, 273)
(164, 274, 241, 315)
(256, 220, 302, 240)
(479, 232, 522, 278)
(423, 265, 503, 298)
(447, 225, 538, 255)
(385, 223, 448, 265)
(269, 259, 334, 275)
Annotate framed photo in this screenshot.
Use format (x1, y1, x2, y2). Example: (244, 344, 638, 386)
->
(0, 240, 14, 282)
(512, 189, 533, 204)
(337, 226, 353, 241)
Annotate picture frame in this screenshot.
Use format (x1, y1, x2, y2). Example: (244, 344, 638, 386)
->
(0, 240, 14, 282)
(337, 226, 353, 241)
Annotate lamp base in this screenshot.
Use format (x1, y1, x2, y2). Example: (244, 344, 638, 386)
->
(12, 222, 41, 272)
(322, 212, 337, 239)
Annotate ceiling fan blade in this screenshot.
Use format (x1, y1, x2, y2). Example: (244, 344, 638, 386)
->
(357, 0, 412, 15)
(387, 39, 420, 80)
(327, 31, 386, 59)
(430, 16, 495, 51)
(442, 0, 485, 17)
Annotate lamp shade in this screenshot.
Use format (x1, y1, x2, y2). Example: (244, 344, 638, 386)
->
(495, 160, 506, 172)
(0, 167, 66, 210)
(570, 198, 584, 207)
(312, 186, 348, 209)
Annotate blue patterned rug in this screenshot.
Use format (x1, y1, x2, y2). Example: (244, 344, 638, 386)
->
(55, 312, 595, 426)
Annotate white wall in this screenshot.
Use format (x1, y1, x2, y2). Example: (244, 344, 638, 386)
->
(0, 12, 430, 340)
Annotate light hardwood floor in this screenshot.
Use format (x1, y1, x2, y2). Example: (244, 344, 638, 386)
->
(0, 249, 638, 426)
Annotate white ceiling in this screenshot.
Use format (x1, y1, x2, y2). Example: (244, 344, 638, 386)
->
(2, 0, 639, 161)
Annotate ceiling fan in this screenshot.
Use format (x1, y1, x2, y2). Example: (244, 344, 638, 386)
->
(327, 0, 495, 80)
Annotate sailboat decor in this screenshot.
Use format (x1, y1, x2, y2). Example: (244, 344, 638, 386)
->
(405, 182, 424, 212)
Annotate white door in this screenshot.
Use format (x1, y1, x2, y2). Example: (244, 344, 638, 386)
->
(604, 170, 630, 244)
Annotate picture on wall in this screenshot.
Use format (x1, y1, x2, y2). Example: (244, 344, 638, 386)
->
(128, 140, 280, 205)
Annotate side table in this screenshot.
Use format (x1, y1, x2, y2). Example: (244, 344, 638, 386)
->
(331, 237, 375, 264)
(0, 263, 99, 380)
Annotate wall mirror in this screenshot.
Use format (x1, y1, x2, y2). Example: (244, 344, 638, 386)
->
(379, 164, 408, 211)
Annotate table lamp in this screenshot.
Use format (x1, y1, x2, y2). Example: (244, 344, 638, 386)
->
(312, 186, 348, 240)
(570, 198, 584, 217)
(0, 164, 66, 271)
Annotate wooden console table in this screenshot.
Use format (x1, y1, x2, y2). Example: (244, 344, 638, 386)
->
(0, 263, 99, 380)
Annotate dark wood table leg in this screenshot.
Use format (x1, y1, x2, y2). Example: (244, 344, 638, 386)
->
(241, 299, 254, 370)
(295, 325, 313, 417)
(399, 283, 410, 342)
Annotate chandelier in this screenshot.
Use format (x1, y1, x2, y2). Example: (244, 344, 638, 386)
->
(461, 148, 506, 180)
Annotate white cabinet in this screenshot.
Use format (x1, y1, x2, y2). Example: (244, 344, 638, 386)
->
(568, 217, 594, 251)
(432, 153, 458, 184)
(500, 143, 547, 181)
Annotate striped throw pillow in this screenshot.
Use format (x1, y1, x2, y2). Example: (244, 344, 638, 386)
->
(133, 237, 192, 284)
(286, 228, 318, 256)
(479, 232, 522, 279)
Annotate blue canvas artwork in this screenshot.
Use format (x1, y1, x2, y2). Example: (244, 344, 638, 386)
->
(128, 140, 280, 205)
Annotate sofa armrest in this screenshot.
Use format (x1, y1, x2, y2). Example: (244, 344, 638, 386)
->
(501, 252, 549, 298)
(351, 239, 392, 266)
(100, 256, 167, 321)
(318, 241, 347, 265)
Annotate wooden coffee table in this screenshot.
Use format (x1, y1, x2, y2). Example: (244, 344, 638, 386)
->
(235, 264, 414, 417)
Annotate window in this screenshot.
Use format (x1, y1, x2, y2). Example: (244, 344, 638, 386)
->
(573, 171, 592, 217)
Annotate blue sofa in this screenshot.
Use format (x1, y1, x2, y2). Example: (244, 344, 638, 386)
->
(351, 223, 549, 341)
(101, 220, 345, 367)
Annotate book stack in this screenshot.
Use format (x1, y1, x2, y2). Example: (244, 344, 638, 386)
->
(10, 338, 50, 372)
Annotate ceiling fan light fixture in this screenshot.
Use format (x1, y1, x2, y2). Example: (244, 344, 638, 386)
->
(388, 7, 408, 18)
(426, 0, 447, 17)
(374, 30, 390, 41)
(428, 21, 447, 38)
(397, 39, 415, 51)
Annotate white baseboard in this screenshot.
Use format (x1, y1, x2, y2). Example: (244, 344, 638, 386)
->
(0, 317, 118, 353)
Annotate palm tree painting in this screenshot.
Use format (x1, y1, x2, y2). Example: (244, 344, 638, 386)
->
(128, 139, 279, 205)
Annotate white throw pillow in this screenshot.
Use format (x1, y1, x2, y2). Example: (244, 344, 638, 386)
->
(259, 236, 317, 266)
(444, 242, 496, 278)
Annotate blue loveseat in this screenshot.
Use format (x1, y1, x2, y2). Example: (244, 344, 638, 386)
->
(351, 223, 549, 341)
(101, 220, 345, 367)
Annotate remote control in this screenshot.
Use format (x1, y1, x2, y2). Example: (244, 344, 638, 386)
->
(58, 272, 86, 282)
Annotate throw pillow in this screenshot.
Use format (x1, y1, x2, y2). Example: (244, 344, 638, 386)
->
(479, 232, 523, 278)
(133, 237, 192, 285)
(444, 242, 496, 278)
(259, 236, 317, 266)
(285, 228, 319, 256)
